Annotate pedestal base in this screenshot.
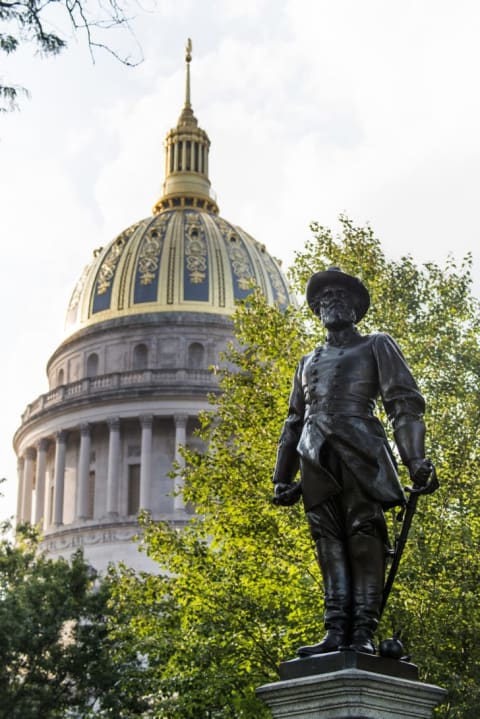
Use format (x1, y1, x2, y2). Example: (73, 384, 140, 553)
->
(256, 651, 447, 719)
(280, 650, 419, 682)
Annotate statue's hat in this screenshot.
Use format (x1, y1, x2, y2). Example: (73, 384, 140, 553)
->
(306, 266, 370, 323)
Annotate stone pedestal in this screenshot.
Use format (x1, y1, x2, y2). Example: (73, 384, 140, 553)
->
(256, 651, 447, 719)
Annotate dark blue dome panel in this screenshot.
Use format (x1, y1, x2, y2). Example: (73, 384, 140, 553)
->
(213, 216, 255, 301)
(183, 211, 209, 302)
(92, 230, 130, 314)
(133, 215, 170, 304)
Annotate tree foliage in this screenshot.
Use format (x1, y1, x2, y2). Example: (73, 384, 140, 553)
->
(0, 521, 147, 718)
(0, 0, 142, 111)
(110, 216, 480, 718)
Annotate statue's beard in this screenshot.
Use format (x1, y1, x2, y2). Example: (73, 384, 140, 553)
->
(320, 304, 356, 330)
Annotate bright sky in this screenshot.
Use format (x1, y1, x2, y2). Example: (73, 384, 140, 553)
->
(1, 0, 479, 521)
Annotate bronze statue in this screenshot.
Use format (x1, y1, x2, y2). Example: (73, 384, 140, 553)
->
(273, 267, 433, 656)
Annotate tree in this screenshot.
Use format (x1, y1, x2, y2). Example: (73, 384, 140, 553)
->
(0, 0, 142, 111)
(0, 521, 148, 718)
(109, 216, 480, 718)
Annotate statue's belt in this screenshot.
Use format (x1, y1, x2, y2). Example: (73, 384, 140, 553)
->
(305, 399, 375, 417)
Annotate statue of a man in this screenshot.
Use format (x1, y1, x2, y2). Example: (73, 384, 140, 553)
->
(273, 267, 431, 656)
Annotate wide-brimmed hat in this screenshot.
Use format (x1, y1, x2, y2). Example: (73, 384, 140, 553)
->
(306, 266, 370, 323)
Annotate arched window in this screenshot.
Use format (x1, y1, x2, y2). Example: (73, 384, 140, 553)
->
(57, 368, 65, 386)
(86, 353, 99, 378)
(133, 343, 148, 370)
(188, 342, 205, 369)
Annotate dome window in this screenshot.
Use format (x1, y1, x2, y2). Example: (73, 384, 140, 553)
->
(128, 464, 140, 515)
(87, 471, 95, 519)
(133, 343, 148, 371)
(57, 368, 65, 386)
(188, 342, 205, 369)
(86, 353, 99, 378)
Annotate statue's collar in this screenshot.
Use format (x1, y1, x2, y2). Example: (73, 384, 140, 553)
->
(325, 325, 362, 347)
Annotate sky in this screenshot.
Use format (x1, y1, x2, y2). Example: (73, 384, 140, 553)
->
(1, 0, 480, 521)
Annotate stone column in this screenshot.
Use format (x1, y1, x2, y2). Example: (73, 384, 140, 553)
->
(174, 414, 188, 512)
(16, 457, 24, 524)
(77, 423, 91, 520)
(34, 438, 49, 527)
(21, 447, 36, 524)
(53, 431, 68, 526)
(139, 415, 153, 511)
(106, 417, 120, 517)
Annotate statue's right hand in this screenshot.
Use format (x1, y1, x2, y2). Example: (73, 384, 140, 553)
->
(406, 459, 439, 496)
(273, 482, 302, 506)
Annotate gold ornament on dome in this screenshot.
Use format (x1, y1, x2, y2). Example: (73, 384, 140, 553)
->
(260, 248, 288, 306)
(229, 243, 252, 289)
(96, 223, 139, 295)
(68, 262, 91, 312)
(137, 217, 168, 285)
(215, 217, 254, 289)
(185, 214, 207, 284)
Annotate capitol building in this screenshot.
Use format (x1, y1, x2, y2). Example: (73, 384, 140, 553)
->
(13, 43, 292, 571)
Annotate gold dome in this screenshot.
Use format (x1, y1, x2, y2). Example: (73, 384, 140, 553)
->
(64, 40, 292, 336)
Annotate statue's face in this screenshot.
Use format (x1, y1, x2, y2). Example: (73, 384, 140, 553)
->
(316, 285, 356, 329)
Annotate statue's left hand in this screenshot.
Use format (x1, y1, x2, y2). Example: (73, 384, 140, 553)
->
(273, 482, 302, 506)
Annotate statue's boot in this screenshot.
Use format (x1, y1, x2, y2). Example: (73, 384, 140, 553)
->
(348, 532, 386, 655)
(297, 538, 350, 657)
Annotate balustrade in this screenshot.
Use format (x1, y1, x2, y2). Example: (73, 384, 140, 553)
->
(21, 368, 217, 423)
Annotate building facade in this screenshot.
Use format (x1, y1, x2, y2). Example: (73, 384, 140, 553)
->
(13, 44, 292, 571)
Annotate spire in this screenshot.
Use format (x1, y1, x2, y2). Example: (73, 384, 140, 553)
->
(176, 37, 197, 128)
(185, 38, 192, 108)
(153, 39, 218, 214)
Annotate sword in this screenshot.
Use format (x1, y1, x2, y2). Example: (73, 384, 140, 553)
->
(380, 460, 439, 618)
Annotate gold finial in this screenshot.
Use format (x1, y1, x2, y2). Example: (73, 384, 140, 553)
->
(185, 38, 192, 63)
(185, 38, 192, 108)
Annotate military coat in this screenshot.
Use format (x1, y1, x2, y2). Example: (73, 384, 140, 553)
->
(273, 331, 425, 512)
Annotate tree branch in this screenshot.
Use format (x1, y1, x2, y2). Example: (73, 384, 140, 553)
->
(0, 0, 144, 109)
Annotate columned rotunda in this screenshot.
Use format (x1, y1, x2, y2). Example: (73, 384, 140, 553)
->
(13, 42, 292, 571)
